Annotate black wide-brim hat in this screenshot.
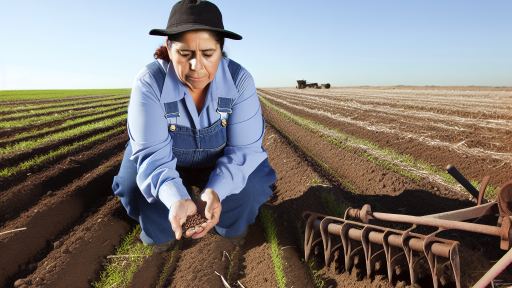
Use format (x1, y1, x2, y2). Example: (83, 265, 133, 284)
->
(149, 0, 242, 40)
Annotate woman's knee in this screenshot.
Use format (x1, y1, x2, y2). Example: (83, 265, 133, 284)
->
(112, 143, 138, 196)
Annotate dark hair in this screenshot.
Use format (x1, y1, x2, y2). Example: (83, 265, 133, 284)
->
(153, 30, 227, 61)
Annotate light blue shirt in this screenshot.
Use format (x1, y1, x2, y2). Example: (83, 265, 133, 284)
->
(127, 57, 267, 210)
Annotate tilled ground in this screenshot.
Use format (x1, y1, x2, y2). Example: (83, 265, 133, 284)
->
(259, 88, 512, 187)
(0, 89, 510, 288)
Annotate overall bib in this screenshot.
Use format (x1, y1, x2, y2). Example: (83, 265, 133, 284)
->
(112, 60, 277, 244)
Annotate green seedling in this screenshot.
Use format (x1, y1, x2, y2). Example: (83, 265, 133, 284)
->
(155, 243, 181, 288)
(0, 114, 127, 156)
(91, 225, 153, 288)
(0, 126, 124, 179)
(0, 97, 128, 122)
(226, 250, 236, 283)
(0, 89, 131, 101)
(260, 208, 287, 288)
(1, 106, 127, 145)
(309, 258, 325, 288)
(0, 101, 128, 129)
(0, 94, 127, 114)
(320, 192, 347, 219)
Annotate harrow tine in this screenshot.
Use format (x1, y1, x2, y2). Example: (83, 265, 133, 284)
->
(383, 229, 406, 283)
(320, 217, 335, 266)
(450, 243, 461, 288)
(340, 222, 358, 272)
(401, 225, 420, 285)
(304, 212, 322, 262)
(423, 229, 444, 288)
(361, 226, 385, 278)
(477, 176, 490, 206)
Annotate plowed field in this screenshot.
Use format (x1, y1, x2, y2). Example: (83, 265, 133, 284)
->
(1, 87, 511, 288)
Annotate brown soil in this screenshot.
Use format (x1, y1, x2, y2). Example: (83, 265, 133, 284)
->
(259, 88, 512, 188)
(128, 253, 167, 288)
(0, 132, 128, 223)
(1, 90, 510, 288)
(182, 213, 208, 231)
(0, 101, 128, 122)
(0, 105, 127, 139)
(0, 93, 123, 106)
(261, 90, 511, 155)
(260, 97, 512, 287)
(0, 110, 126, 148)
(0, 123, 125, 171)
(335, 86, 512, 91)
(0, 148, 126, 286)
(0, 95, 126, 116)
(14, 197, 131, 288)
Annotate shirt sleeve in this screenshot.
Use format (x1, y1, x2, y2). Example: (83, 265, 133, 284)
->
(205, 68, 268, 202)
(127, 68, 190, 210)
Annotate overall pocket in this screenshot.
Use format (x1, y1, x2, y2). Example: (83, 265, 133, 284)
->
(172, 141, 226, 169)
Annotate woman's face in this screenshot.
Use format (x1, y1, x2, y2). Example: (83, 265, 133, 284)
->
(167, 30, 222, 91)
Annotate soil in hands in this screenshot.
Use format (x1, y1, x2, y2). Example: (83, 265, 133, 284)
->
(182, 214, 208, 232)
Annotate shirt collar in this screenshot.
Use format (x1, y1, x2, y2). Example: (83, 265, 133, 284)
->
(214, 57, 238, 100)
(159, 60, 185, 104)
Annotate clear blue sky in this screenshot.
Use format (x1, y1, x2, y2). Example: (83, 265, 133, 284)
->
(1, 0, 511, 90)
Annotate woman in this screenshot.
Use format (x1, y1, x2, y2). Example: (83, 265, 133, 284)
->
(112, 0, 277, 252)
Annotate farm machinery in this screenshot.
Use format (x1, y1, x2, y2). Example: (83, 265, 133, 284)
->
(296, 80, 330, 89)
(303, 165, 512, 287)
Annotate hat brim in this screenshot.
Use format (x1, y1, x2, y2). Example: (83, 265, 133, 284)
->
(149, 24, 242, 40)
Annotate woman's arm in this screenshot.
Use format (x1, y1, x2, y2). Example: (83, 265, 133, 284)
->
(127, 67, 191, 209)
(205, 67, 268, 202)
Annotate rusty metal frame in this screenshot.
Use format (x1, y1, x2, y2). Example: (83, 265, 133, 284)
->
(302, 176, 512, 287)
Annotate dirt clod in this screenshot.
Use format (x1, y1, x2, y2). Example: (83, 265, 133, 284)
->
(53, 240, 62, 249)
(33, 278, 42, 286)
(182, 213, 208, 231)
(13, 279, 26, 288)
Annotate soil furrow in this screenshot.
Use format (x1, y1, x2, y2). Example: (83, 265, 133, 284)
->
(262, 89, 512, 133)
(260, 92, 512, 187)
(128, 253, 168, 288)
(0, 100, 128, 122)
(262, 88, 512, 121)
(0, 150, 125, 287)
(11, 197, 131, 288)
(0, 110, 127, 149)
(262, 98, 473, 212)
(0, 94, 126, 106)
(0, 104, 128, 139)
(0, 95, 128, 116)
(166, 234, 237, 287)
(0, 122, 125, 172)
(261, 99, 512, 286)
(0, 132, 129, 224)
(260, 90, 512, 154)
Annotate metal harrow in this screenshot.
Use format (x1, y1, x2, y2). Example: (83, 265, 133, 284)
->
(303, 165, 512, 288)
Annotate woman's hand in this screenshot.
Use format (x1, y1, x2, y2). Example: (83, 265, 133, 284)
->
(168, 199, 199, 240)
(192, 188, 222, 239)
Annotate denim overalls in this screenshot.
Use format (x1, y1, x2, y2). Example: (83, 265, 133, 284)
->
(112, 60, 277, 244)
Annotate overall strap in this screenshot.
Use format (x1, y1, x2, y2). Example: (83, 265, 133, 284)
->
(216, 58, 242, 126)
(227, 58, 242, 84)
(145, 60, 166, 95)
